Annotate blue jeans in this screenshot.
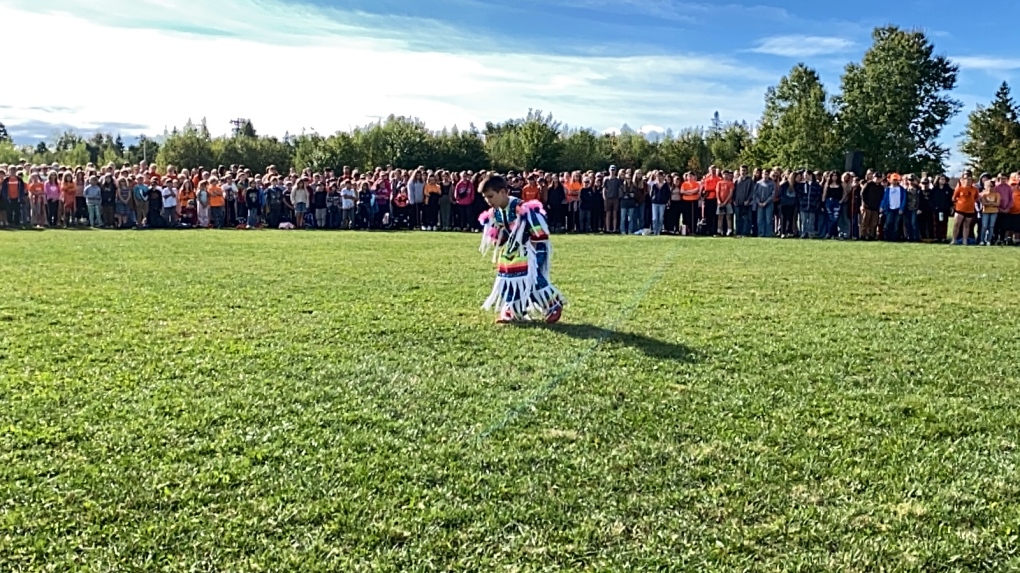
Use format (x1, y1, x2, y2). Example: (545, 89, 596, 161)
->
(579, 209, 592, 233)
(87, 203, 102, 227)
(756, 203, 774, 238)
(981, 213, 998, 243)
(883, 210, 902, 241)
(825, 199, 841, 237)
(247, 207, 259, 227)
(905, 211, 920, 242)
(211, 206, 225, 228)
(651, 203, 667, 235)
(800, 211, 816, 238)
(620, 206, 638, 235)
(736, 205, 753, 236)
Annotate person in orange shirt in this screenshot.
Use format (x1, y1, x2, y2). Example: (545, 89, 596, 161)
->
(702, 165, 721, 235)
(177, 179, 197, 224)
(716, 170, 736, 236)
(951, 173, 979, 245)
(26, 173, 46, 227)
(565, 172, 582, 233)
(1006, 174, 1020, 244)
(60, 173, 77, 227)
(521, 174, 541, 203)
(207, 176, 226, 228)
(679, 172, 701, 235)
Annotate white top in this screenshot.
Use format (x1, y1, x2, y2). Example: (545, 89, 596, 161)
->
(162, 186, 177, 208)
(341, 187, 356, 210)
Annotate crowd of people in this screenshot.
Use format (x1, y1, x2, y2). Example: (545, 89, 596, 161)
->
(2, 159, 1019, 245)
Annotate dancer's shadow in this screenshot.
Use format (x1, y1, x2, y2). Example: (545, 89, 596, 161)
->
(517, 322, 697, 362)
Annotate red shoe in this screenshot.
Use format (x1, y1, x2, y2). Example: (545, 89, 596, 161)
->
(544, 301, 563, 324)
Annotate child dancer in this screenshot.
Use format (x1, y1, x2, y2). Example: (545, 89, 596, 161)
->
(478, 175, 565, 324)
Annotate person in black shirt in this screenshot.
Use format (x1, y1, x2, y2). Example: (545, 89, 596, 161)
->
(930, 175, 953, 242)
(546, 177, 566, 232)
(860, 173, 885, 240)
(244, 185, 261, 228)
(357, 182, 374, 229)
(146, 186, 164, 228)
(99, 175, 117, 228)
(438, 173, 453, 231)
(312, 184, 328, 228)
(326, 184, 341, 229)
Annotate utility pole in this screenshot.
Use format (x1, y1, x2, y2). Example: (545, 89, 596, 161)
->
(230, 118, 252, 137)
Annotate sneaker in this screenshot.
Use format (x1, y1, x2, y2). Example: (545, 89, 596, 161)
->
(496, 309, 521, 324)
(545, 300, 563, 324)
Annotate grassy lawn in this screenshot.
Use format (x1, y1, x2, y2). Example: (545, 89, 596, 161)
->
(2, 229, 1019, 572)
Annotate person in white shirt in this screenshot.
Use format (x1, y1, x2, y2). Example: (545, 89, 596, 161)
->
(881, 173, 906, 241)
(161, 181, 178, 226)
(340, 181, 357, 229)
(221, 174, 238, 226)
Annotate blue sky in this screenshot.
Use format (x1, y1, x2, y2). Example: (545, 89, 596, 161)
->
(4, 0, 1020, 170)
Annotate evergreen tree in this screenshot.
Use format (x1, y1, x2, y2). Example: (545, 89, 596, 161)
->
(960, 82, 1020, 174)
(751, 64, 840, 170)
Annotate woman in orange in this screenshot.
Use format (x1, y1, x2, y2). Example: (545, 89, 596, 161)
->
(24, 173, 45, 227)
(679, 172, 701, 235)
(61, 173, 77, 227)
(565, 172, 582, 233)
(951, 173, 979, 245)
(177, 179, 197, 226)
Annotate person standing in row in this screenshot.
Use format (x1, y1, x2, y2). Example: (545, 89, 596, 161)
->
(733, 166, 754, 237)
(603, 166, 622, 234)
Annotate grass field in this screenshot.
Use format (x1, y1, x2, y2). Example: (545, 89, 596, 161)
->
(2, 229, 1019, 572)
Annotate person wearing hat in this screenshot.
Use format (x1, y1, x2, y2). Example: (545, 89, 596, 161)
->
(880, 173, 906, 241)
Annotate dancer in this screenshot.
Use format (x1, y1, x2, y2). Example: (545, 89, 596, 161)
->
(478, 175, 565, 324)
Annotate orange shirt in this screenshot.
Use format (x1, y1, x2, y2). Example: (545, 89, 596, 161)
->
(566, 181, 581, 202)
(680, 181, 700, 201)
(952, 185, 979, 213)
(424, 183, 441, 197)
(5, 177, 21, 199)
(716, 180, 734, 204)
(208, 185, 225, 207)
(1011, 188, 1020, 215)
(521, 184, 540, 202)
(702, 175, 720, 200)
(61, 182, 77, 201)
(179, 189, 196, 207)
(28, 182, 44, 197)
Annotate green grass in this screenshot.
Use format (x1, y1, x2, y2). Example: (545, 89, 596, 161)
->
(2, 229, 1020, 572)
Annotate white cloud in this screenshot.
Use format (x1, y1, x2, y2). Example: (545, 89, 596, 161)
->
(953, 56, 1020, 72)
(750, 36, 855, 58)
(0, 0, 772, 142)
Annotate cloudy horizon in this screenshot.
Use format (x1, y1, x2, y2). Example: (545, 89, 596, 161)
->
(4, 0, 1019, 171)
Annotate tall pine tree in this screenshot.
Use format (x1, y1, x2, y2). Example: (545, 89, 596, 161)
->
(960, 82, 1020, 174)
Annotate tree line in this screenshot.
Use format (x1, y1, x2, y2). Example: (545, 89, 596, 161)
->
(0, 26, 1009, 176)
